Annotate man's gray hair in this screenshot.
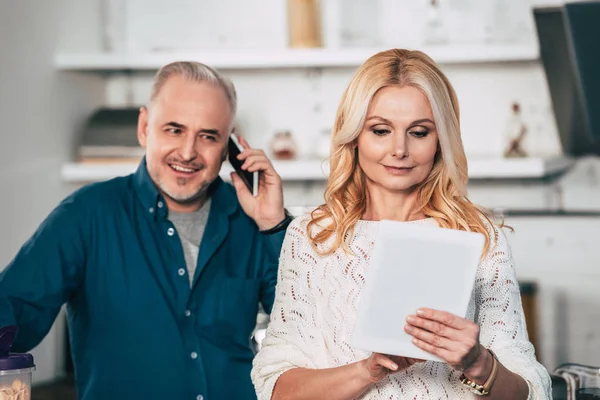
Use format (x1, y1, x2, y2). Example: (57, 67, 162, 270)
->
(149, 61, 237, 117)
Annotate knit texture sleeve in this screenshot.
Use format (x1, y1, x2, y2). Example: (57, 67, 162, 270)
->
(251, 216, 321, 400)
(474, 225, 552, 399)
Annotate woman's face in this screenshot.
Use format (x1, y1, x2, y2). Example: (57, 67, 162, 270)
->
(357, 85, 439, 194)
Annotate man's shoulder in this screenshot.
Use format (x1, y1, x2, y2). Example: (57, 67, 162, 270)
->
(61, 175, 133, 212)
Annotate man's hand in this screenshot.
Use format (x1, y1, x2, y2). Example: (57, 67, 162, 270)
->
(230, 135, 285, 230)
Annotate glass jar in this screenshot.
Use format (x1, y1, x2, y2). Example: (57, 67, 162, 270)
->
(271, 131, 298, 160)
(0, 326, 35, 400)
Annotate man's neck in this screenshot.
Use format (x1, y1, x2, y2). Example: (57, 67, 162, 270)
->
(163, 190, 210, 213)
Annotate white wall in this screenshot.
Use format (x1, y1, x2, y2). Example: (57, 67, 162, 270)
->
(506, 215, 600, 370)
(0, 0, 105, 384)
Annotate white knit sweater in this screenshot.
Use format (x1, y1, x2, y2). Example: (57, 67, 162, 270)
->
(251, 214, 552, 400)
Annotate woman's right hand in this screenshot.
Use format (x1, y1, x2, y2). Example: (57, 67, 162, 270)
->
(361, 353, 424, 383)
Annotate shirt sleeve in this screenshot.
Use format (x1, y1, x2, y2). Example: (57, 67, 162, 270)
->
(251, 217, 321, 400)
(474, 225, 552, 400)
(258, 228, 286, 314)
(0, 196, 87, 352)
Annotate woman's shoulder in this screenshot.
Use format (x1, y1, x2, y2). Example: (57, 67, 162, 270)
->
(288, 207, 331, 233)
(479, 214, 511, 250)
(474, 214, 514, 268)
(286, 207, 337, 252)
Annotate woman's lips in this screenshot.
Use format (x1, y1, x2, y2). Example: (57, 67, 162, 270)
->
(383, 165, 415, 175)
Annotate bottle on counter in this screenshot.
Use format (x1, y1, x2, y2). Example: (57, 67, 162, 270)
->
(424, 0, 449, 45)
(503, 102, 529, 158)
(288, 0, 322, 48)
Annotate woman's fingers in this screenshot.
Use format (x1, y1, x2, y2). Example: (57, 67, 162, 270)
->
(411, 338, 458, 363)
(404, 324, 455, 351)
(415, 308, 470, 330)
(406, 315, 461, 340)
(371, 353, 398, 371)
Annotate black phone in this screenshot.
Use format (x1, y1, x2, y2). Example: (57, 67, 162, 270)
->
(228, 134, 258, 196)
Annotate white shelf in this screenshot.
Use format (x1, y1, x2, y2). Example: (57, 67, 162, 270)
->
(61, 156, 571, 184)
(54, 44, 538, 71)
(60, 159, 329, 183)
(467, 156, 572, 179)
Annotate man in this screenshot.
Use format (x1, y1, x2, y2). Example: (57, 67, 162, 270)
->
(0, 61, 291, 399)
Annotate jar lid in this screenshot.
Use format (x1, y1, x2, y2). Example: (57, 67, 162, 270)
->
(0, 326, 35, 371)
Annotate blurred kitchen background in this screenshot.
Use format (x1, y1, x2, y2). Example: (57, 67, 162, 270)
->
(1, 0, 599, 397)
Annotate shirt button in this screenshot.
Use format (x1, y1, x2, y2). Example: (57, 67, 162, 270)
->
(190, 352, 198, 360)
(149, 207, 154, 213)
(196, 395, 204, 400)
(178, 268, 186, 276)
(167, 227, 175, 236)
(158, 201, 164, 208)
(185, 310, 191, 317)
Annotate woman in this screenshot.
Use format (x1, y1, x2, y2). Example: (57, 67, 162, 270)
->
(251, 49, 551, 399)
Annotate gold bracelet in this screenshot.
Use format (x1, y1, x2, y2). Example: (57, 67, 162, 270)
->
(459, 349, 499, 396)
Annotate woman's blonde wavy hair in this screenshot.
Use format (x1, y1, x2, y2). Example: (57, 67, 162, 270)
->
(307, 49, 500, 257)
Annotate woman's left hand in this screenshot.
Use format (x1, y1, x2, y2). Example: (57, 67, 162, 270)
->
(404, 308, 491, 379)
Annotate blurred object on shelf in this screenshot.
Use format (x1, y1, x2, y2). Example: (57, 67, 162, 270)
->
(105, 73, 136, 108)
(504, 102, 529, 158)
(288, 0, 322, 48)
(424, 0, 449, 45)
(101, 0, 129, 52)
(271, 130, 298, 160)
(77, 108, 144, 164)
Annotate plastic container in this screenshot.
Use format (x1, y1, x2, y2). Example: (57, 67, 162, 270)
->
(0, 326, 35, 400)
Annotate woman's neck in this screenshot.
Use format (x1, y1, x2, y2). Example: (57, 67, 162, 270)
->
(362, 184, 426, 222)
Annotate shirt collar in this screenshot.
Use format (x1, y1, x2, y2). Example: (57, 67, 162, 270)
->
(133, 157, 239, 220)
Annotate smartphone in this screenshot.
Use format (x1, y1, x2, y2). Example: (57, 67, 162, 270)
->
(228, 133, 259, 196)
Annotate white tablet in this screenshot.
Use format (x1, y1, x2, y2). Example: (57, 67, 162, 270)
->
(350, 220, 485, 362)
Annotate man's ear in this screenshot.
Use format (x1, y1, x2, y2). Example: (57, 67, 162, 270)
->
(137, 106, 149, 148)
(222, 126, 235, 162)
(221, 146, 228, 163)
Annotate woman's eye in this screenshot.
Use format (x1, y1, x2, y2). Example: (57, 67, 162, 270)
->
(372, 128, 390, 136)
(411, 130, 429, 138)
